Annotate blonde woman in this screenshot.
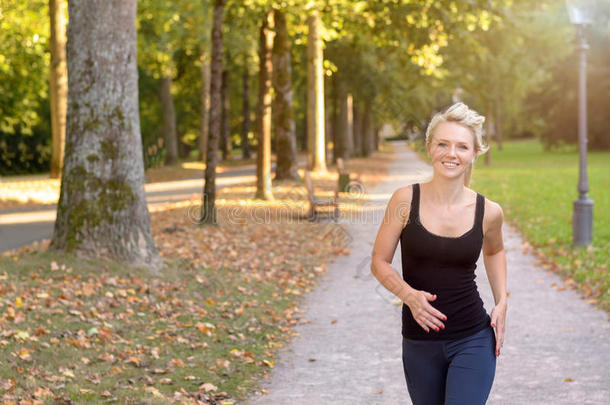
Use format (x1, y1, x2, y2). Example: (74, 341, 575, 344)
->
(371, 102, 507, 404)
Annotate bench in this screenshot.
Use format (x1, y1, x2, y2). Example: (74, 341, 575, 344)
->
(304, 170, 339, 222)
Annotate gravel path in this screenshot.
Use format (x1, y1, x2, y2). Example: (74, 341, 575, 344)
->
(245, 141, 610, 405)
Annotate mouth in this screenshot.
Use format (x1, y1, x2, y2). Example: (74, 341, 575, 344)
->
(442, 162, 459, 168)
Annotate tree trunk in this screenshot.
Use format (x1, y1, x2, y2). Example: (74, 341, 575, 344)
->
(161, 75, 179, 165)
(336, 78, 353, 160)
(220, 69, 232, 160)
(272, 9, 298, 180)
(201, 0, 225, 225)
(331, 73, 338, 163)
(241, 65, 251, 159)
(198, 52, 210, 162)
(362, 100, 373, 157)
(353, 100, 362, 158)
(255, 9, 275, 200)
(306, 10, 326, 172)
(49, 0, 68, 179)
(50, 0, 159, 270)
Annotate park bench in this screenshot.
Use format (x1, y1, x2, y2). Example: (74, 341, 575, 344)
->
(304, 169, 339, 222)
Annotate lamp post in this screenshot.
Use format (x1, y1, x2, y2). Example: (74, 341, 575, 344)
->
(565, 0, 596, 247)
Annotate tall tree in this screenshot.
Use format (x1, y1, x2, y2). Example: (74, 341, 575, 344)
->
(272, 8, 298, 180)
(255, 9, 275, 200)
(49, 0, 68, 179)
(220, 68, 232, 160)
(362, 100, 374, 157)
(241, 64, 251, 159)
(352, 100, 362, 157)
(198, 52, 211, 162)
(306, 9, 327, 172)
(50, 0, 159, 270)
(160, 72, 179, 164)
(200, 0, 225, 225)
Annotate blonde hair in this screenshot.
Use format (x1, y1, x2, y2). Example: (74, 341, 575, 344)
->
(425, 102, 490, 186)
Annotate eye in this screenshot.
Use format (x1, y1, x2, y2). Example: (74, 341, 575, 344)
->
(438, 142, 447, 147)
(459, 145, 468, 149)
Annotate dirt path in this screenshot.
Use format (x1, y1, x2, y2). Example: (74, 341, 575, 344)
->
(246, 141, 610, 405)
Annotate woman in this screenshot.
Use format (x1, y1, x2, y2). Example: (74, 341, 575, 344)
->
(371, 102, 507, 405)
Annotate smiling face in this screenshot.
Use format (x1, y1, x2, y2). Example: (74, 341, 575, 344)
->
(426, 121, 477, 178)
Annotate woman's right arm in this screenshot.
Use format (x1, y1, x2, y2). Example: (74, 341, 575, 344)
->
(370, 186, 446, 333)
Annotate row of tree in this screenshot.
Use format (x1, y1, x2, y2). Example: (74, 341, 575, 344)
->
(0, 0, 606, 268)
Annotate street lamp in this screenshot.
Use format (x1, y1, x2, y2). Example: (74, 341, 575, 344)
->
(565, 0, 596, 247)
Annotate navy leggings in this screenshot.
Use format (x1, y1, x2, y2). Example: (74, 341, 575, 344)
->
(402, 326, 496, 405)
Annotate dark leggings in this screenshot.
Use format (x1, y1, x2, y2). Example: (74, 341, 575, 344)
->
(402, 326, 496, 405)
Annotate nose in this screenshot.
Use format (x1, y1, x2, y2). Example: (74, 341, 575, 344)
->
(447, 145, 457, 156)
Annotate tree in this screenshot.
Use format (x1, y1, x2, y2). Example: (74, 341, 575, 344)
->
(272, 8, 298, 180)
(306, 9, 327, 172)
(220, 68, 232, 160)
(241, 64, 251, 159)
(137, 0, 184, 165)
(255, 9, 275, 200)
(200, 0, 225, 225)
(198, 52, 211, 162)
(49, 0, 67, 179)
(50, 0, 159, 270)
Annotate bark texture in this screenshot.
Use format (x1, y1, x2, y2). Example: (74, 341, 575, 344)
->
(255, 9, 275, 200)
(306, 11, 327, 172)
(272, 9, 298, 180)
(161, 75, 179, 165)
(198, 53, 210, 162)
(50, 0, 159, 271)
(201, 0, 225, 224)
(49, 0, 68, 179)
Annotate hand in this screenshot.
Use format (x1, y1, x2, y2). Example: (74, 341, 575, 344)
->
(490, 301, 507, 357)
(405, 289, 446, 333)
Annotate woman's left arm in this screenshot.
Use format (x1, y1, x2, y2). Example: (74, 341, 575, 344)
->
(482, 200, 507, 357)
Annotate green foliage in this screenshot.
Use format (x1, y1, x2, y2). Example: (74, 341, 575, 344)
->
(526, 1, 610, 150)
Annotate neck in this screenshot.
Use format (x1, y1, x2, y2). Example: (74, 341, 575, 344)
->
(424, 175, 467, 207)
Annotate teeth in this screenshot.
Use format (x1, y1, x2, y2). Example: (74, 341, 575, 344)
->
(443, 162, 458, 167)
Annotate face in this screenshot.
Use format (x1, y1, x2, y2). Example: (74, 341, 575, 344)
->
(426, 121, 477, 178)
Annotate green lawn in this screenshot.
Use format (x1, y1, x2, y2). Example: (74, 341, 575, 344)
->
(419, 138, 609, 311)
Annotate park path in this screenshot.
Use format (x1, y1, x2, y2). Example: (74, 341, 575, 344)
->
(246, 141, 610, 405)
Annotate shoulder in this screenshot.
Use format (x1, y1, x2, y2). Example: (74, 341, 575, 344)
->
(482, 196, 504, 235)
(387, 184, 415, 228)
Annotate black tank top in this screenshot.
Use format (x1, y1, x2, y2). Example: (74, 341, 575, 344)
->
(400, 183, 490, 340)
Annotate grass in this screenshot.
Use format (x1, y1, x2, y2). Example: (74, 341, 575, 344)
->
(0, 145, 394, 403)
(413, 138, 609, 312)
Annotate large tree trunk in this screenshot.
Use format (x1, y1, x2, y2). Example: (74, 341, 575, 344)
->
(198, 52, 210, 162)
(353, 99, 362, 158)
(50, 0, 159, 270)
(272, 9, 298, 180)
(161, 75, 179, 165)
(306, 10, 326, 172)
(49, 0, 68, 179)
(241, 65, 251, 159)
(255, 9, 275, 200)
(201, 0, 225, 225)
(220, 69, 232, 160)
(362, 100, 373, 157)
